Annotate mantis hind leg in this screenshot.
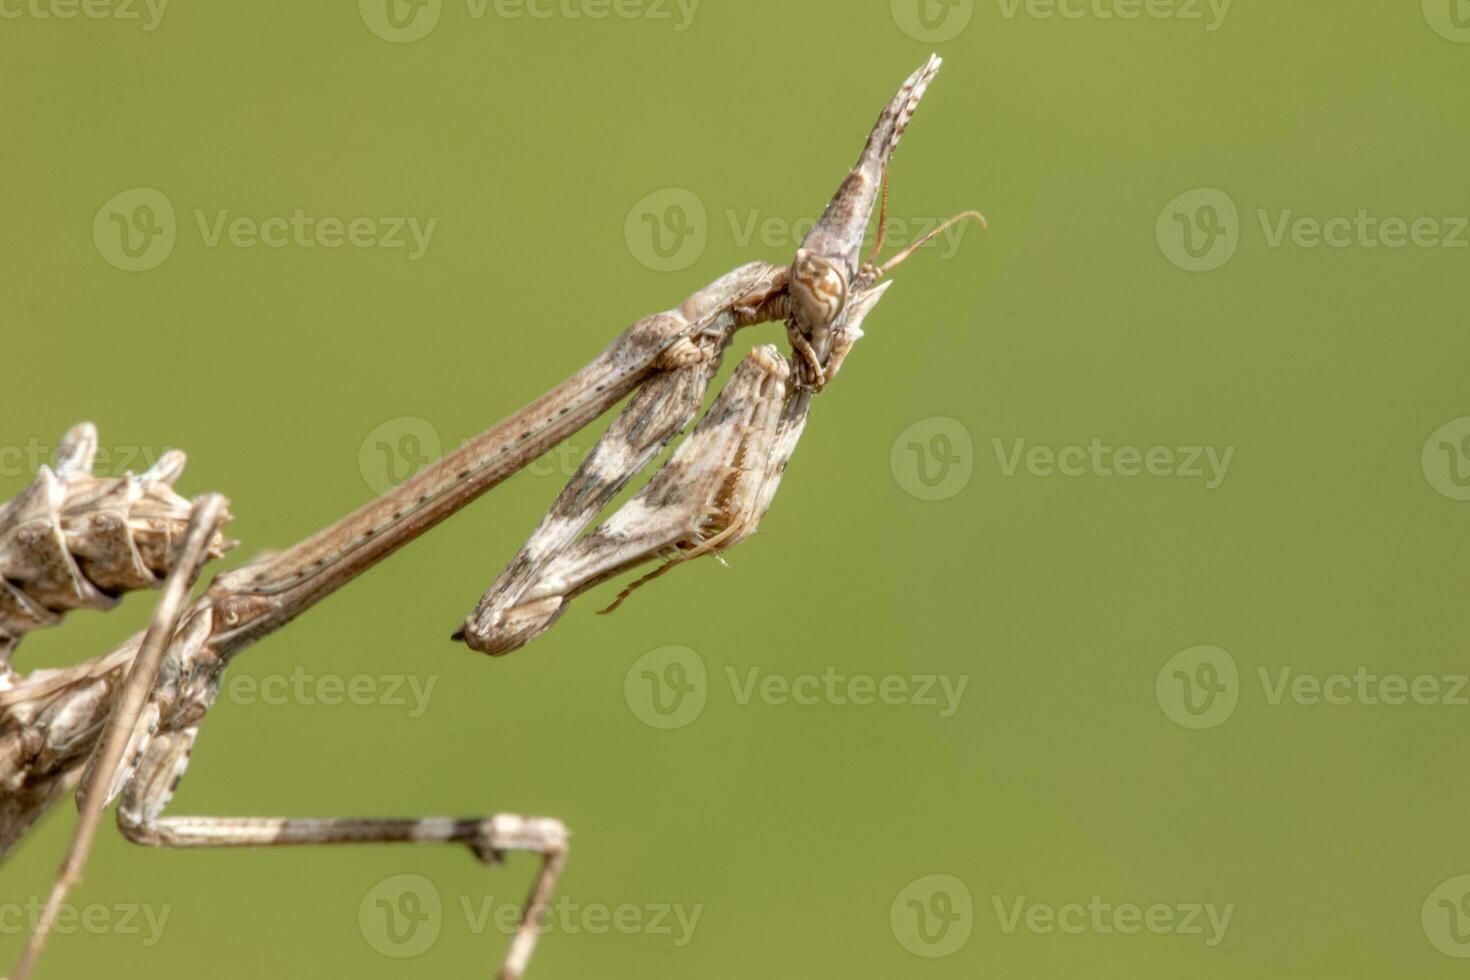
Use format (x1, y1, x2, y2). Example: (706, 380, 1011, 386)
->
(116, 725, 569, 980)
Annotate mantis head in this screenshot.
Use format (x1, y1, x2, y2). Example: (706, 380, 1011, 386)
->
(785, 54, 984, 385)
(789, 248, 850, 336)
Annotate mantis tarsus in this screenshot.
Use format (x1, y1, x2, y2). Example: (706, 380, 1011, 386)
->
(0, 54, 982, 979)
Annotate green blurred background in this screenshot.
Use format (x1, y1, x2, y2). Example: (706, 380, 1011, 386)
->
(3, 1, 1469, 976)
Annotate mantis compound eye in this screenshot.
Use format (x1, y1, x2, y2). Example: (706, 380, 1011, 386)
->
(790, 249, 849, 332)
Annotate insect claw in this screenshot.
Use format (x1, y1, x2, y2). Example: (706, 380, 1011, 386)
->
(467, 837, 508, 866)
(785, 323, 826, 390)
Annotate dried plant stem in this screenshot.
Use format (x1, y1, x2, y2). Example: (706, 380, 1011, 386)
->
(10, 495, 228, 980)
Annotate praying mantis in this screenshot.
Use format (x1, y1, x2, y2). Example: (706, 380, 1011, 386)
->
(0, 54, 983, 979)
